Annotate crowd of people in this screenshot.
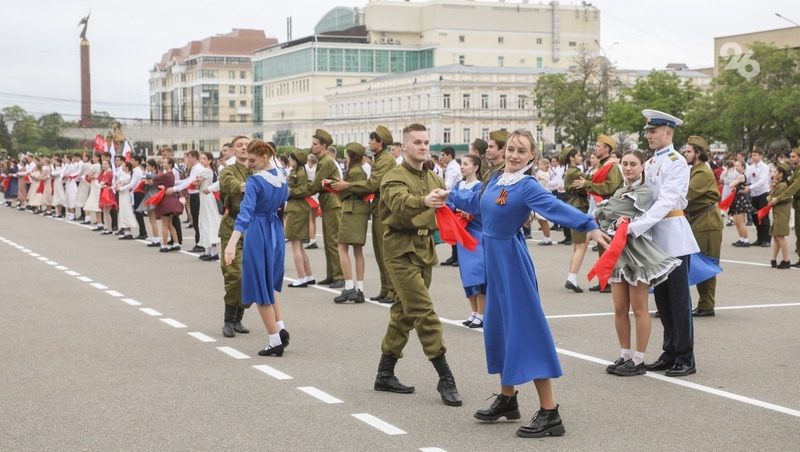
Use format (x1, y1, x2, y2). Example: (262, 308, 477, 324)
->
(2, 111, 798, 440)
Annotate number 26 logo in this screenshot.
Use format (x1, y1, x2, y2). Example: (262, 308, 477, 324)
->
(720, 42, 760, 80)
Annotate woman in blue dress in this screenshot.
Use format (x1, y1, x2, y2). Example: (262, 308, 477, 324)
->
(223, 140, 290, 357)
(446, 129, 607, 439)
(445, 154, 487, 328)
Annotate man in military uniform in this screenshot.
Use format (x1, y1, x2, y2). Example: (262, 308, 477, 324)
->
(373, 123, 462, 407)
(218, 135, 253, 338)
(331, 125, 396, 303)
(469, 138, 490, 180)
(573, 134, 624, 293)
(768, 148, 800, 266)
(481, 130, 508, 184)
(630, 109, 700, 377)
(308, 129, 345, 288)
(684, 136, 723, 317)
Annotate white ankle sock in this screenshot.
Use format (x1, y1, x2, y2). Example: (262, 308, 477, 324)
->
(567, 273, 578, 285)
(633, 351, 645, 365)
(276, 320, 285, 330)
(345, 280, 354, 290)
(210, 244, 218, 256)
(356, 280, 364, 291)
(620, 348, 632, 361)
(268, 333, 281, 347)
(474, 313, 484, 321)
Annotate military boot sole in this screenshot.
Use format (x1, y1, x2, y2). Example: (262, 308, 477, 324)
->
(474, 409, 521, 422)
(374, 382, 415, 394)
(516, 423, 566, 438)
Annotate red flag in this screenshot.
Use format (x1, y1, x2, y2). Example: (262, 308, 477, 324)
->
(756, 205, 772, 224)
(133, 180, 146, 193)
(93, 135, 107, 153)
(144, 187, 166, 206)
(587, 218, 630, 291)
(435, 207, 478, 251)
(305, 197, 322, 217)
(718, 191, 736, 211)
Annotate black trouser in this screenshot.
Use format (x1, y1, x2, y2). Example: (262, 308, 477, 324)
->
(750, 193, 770, 244)
(111, 192, 119, 230)
(190, 192, 200, 244)
(654, 255, 694, 367)
(133, 192, 147, 237)
(172, 215, 183, 244)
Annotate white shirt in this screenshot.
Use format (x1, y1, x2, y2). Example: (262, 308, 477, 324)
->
(395, 155, 403, 165)
(363, 161, 372, 179)
(746, 160, 770, 197)
(119, 166, 143, 192)
(549, 164, 565, 192)
(443, 159, 461, 190)
(173, 162, 203, 194)
(628, 145, 700, 258)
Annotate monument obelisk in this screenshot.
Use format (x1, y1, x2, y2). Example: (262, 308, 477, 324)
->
(78, 13, 91, 128)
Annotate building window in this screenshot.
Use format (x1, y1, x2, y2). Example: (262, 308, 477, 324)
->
(443, 128, 451, 144)
(482, 128, 490, 140)
(228, 86, 235, 94)
(336, 78, 342, 87)
(536, 57, 543, 68)
(498, 36, 504, 44)
(229, 71, 235, 79)
(481, 94, 489, 109)
(458, 35, 465, 43)
(517, 95, 527, 109)
(498, 56, 504, 67)
(568, 41, 577, 47)
(499, 94, 507, 110)
(458, 55, 465, 65)
(240, 100, 247, 107)
(442, 94, 451, 109)
(536, 38, 543, 45)
(463, 128, 471, 144)
(240, 86, 247, 94)
(462, 93, 470, 109)
(229, 115, 236, 123)
(240, 71, 246, 79)
(228, 100, 236, 108)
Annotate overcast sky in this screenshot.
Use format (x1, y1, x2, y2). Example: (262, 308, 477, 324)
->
(0, 0, 797, 121)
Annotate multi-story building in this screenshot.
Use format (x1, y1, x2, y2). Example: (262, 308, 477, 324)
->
(253, 0, 602, 146)
(148, 29, 276, 152)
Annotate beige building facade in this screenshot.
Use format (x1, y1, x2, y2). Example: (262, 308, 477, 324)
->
(714, 26, 800, 76)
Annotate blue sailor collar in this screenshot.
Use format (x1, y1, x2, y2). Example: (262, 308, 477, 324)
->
(654, 145, 675, 157)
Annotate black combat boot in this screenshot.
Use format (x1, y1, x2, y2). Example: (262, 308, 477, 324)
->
(474, 391, 521, 421)
(222, 305, 237, 338)
(233, 306, 249, 334)
(374, 355, 415, 394)
(516, 405, 566, 438)
(431, 354, 462, 407)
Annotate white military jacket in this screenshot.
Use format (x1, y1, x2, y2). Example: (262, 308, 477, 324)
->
(628, 144, 700, 258)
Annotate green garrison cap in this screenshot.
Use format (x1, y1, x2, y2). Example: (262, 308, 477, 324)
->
(345, 142, 366, 156)
(313, 129, 332, 146)
(375, 125, 393, 145)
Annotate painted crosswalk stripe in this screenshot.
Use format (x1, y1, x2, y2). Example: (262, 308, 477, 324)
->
(65, 270, 80, 276)
(298, 386, 343, 404)
(29, 252, 40, 257)
(45, 261, 58, 266)
(121, 298, 142, 306)
(351, 413, 406, 435)
(90, 282, 108, 290)
(420, 448, 448, 452)
(76, 276, 93, 282)
(105, 290, 123, 297)
(252, 364, 293, 380)
(216, 346, 249, 360)
(55, 265, 68, 270)
(160, 318, 187, 328)
(188, 332, 216, 343)
(37, 256, 48, 261)
(139, 307, 162, 316)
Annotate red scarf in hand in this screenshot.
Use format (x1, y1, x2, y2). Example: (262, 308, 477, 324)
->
(588, 162, 613, 203)
(587, 218, 629, 291)
(756, 205, 772, 224)
(144, 187, 166, 206)
(305, 197, 322, 217)
(718, 191, 736, 211)
(133, 180, 146, 193)
(36, 180, 45, 194)
(435, 207, 478, 251)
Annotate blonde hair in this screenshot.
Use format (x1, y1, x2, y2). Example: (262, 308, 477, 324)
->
(507, 129, 538, 159)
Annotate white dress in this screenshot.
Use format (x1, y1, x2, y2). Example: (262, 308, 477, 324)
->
(75, 162, 92, 208)
(117, 172, 137, 229)
(64, 162, 79, 208)
(53, 165, 67, 207)
(83, 163, 102, 213)
(197, 167, 221, 248)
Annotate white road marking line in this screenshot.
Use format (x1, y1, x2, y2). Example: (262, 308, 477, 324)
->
(21, 248, 30, 252)
(545, 302, 800, 320)
(720, 258, 799, 270)
(45, 261, 58, 266)
(139, 307, 162, 316)
(351, 413, 406, 435)
(253, 364, 293, 380)
(29, 252, 40, 257)
(188, 332, 216, 343)
(121, 298, 142, 306)
(76, 276, 93, 282)
(282, 277, 351, 295)
(160, 318, 187, 328)
(105, 290, 124, 297)
(297, 386, 343, 404)
(14, 245, 23, 249)
(37, 256, 48, 261)
(55, 265, 68, 270)
(420, 448, 448, 452)
(64, 270, 80, 276)
(90, 282, 108, 290)
(216, 346, 249, 360)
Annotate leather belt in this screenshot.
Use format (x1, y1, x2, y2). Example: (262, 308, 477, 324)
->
(684, 204, 717, 221)
(393, 228, 432, 236)
(664, 210, 684, 219)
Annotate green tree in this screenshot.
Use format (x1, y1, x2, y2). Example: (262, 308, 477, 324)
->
(12, 116, 42, 153)
(38, 113, 68, 150)
(0, 114, 12, 153)
(91, 111, 116, 129)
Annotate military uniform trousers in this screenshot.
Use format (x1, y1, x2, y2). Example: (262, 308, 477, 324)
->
(371, 202, 395, 299)
(381, 250, 446, 360)
(794, 199, 800, 258)
(219, 216, 246, 308)
(321, 206, 344, 280)
(691, 226, 722, 311)
(654, 255, 694, 367)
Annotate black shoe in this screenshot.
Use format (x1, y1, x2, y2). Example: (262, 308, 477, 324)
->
(474, 392, 521, 421)
(732, 240, 750, 247)
(558, 239, 573, 245)
(564, 281, 583, 293)
(654, 310, 661, 318)
(431, 354, 462, 407)
(288, 280, 309, 288)
(370, 293, 388, 301)
(317, 277, 334, 285)
(605, 357, 625, 374)
(538, 240, 553, 246)
(374, 355, 415, 394)
(760, 241, 771, 248)
(613, 360, 646, 376)
(101, 230, 113, 235)
(92, 226, 104, 231)
(185, 223, 194, 229)
(190, 245, 205, 253)
(450, 260, 459, 267)
(588, 284, 610, 293)
(692, 308, 715, 317)
(115, 230, 125, 236)
(222, 322, 235, 338)
(134, 234, 147, 240)
(334, 288, 359, 303)
(118, 235, 134, 240)
(516, 405, 566, 438)
(591, 244, 600, 252)
(305, 279, 316, 285)
(279, 329, 290, 348)
(328, 279, 345, 289)
(147, 241, 161, 247)
(462, 318, 473, 326)
(644, 359, 673, 371)
(168, 245, 181, 252)
(665, 363, 696, 377)
(771, 259, 778, 268)
(159, 247, 170, 253)
(304, 242, 318, 249)
(440, 257, 455, 266)
(468, 319, 483, 329)
(378, 297, 394, 304)
(355, 290, 365, 303)
(588, 284, 601, 292)
(199, 254, 212, 261)
(793, 260, 800, 268)
(777, 260, 791, 269)
(258, 344, 284, 357)
(233, 321, 249, 334)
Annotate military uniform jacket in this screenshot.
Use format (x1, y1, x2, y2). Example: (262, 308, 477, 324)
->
(564, 165, 589, 211)
(629, 145, 700, 258)
(380, 161, 444, 266)
(218, 161, 251, 241)
(584, 155, 623, 199)
(774, 164, 800, 203)
(345, 148, 394, 218)
(338, 164, 370, 244)
(478, 156, 491, 181)
(686, 162, 723, 232)
(481, 161, 505, 185)
(309, 153, 342, 211)
(286, 166, 312, 213)
(769, 181, 792, 236)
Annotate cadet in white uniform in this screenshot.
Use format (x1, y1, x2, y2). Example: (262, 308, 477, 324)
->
(628, 109, 700, 378)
